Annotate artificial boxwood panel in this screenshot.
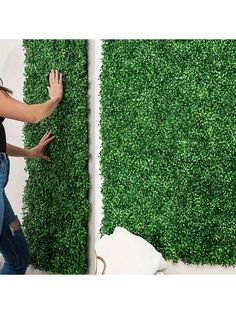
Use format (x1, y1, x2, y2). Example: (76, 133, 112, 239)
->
(22, 40, 89, 274)
(100, 40, 236, 266)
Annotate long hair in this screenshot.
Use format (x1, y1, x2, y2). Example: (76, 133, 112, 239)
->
(0, 78, 13, 95)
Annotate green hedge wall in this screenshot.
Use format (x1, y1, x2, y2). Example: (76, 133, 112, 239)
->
(100, 40, 236, 266)
(22, 40, 89, 274)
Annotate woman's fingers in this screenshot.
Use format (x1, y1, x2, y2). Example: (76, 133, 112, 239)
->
(39, 132, 47, 144)
(56, 70, 62, 84)
(49, 69, 62, 85)
(41, 131, 49, 141)
(41, 135, 55, 147)
(59, 72, 63, 84)
(55, 69, 59, 82)
(43, 131, 51, 140)
(39, 131, 55, 146)
(48, 69, 63, 102)
(49, 70, 53, 85)
(39, 131, 50, 144)
(49, 69, 54, 85)
(40, 154, 51, 162)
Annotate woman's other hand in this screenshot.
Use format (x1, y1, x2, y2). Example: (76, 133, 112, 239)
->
(28, 131, 55, 161)
(48, 69, 63, 103)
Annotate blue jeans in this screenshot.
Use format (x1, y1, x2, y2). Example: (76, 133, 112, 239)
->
(0, 153, 30, 274)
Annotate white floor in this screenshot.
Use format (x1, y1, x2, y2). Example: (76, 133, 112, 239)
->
(26, 261, 236, 275)
(164, 261, 236, 275)
(26, 265, 53, 275)
(1, 253, 236, 275)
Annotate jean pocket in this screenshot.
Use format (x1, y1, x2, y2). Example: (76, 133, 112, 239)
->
(0, 153, 5, 166)
(0, 154, 9, 190)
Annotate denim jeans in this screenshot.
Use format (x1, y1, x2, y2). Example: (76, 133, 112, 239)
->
(0, 153, 30, 274)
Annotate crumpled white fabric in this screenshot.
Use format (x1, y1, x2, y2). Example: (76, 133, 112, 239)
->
(95, 226, 167, 274)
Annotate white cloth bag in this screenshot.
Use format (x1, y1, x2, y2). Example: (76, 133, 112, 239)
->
(95, 226, 167, 274)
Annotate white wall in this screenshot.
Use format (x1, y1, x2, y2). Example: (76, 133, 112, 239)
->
(0, 40, 27, 222)
(88, 40, 104, 274)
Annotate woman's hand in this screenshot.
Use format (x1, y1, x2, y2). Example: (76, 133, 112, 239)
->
(28, 131, 55, 161)
(48, 69, 63, 103)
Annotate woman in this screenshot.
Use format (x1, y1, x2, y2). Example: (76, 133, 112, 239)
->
(0, 69, 63, 274)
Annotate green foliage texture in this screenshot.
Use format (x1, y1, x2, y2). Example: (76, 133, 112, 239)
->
(22, 40, 89, 274)
(100, 40, 236, 265)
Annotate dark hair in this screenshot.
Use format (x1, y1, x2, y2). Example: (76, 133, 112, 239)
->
(0, 78, 13, 95)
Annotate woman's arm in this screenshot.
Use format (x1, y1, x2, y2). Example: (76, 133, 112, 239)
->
(0, 69, 63, 124)
(7, 131, 55, 161)
(6, 143, 31, 158)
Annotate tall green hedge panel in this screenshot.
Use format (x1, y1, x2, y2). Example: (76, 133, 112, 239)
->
(100, 40, 236, 266)
(22, 40, 89, 274)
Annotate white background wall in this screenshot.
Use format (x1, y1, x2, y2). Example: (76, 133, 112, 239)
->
(1, 39, 236, 275)
(88, 40, 103, 274)
(0, 40, 27, 221)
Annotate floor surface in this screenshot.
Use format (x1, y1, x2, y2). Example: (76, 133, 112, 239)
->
(164, 261, 236, 274)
